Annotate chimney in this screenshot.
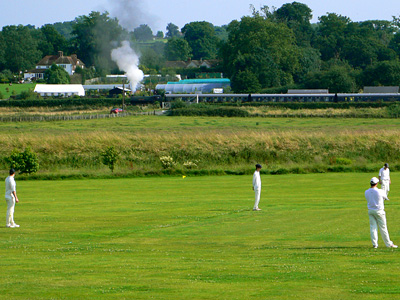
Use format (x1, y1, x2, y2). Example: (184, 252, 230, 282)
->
(58, 51, 63, 57)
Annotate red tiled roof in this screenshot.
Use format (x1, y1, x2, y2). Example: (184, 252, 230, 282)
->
(37, 53, 85, 67)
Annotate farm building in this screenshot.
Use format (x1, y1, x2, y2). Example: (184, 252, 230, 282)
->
(34, 84, 85, 97)
(156, 78, 230, 94)
(109, 87, 131, 97)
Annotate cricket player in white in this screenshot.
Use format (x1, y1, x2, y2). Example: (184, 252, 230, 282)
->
(365, 177, 397, 248)
(5, 169, 20, 228)
(252, 164, 262, 211)
(379, 163, 391, 196)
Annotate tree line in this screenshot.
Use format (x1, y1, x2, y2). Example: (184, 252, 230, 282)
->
(1, 2, 400, 93)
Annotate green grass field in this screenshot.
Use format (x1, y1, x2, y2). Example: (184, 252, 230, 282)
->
(2, 115, 400, 133)
(0, 83, 35, 99)
(1, 173, 399, 299)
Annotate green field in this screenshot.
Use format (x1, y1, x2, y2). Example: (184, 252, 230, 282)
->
(0, 83, 35, 99)
(2, 114, 400, 132)
(1, 173, 399, 299)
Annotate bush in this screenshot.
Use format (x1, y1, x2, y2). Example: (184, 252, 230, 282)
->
(387, 104, 400, 118)
(6, 147, 39, 174)
(330, 157, 353, 165)
(0, 98, 126, 108)
(271, 168, 290, 175)
(17, 89, 40, 100)
(335, 157, 353, 165)
(170, 99, 187, 109)
(101, 146, 120, 173)
(183, 160, 198, 169)
(160, 156, 175, 169)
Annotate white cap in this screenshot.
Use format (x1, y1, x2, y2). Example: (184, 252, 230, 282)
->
(370, 177, 379, 184)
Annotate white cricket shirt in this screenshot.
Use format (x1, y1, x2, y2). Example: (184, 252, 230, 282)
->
(379, 167, 390, 181)
(253, 171, 261, 190)
(365, 187, 388, 210)
(5, 176, 16, 198)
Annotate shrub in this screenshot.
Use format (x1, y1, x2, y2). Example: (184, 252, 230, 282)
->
(271, 168, 290, 175)
(6, 147, 39, 174)
(101, 146, 120, 173)
(160, 156, 175, 169)
(335, 157, 353, 165)
(18, 89, 40, 100)
(330, 157, 353, 165)
(170, 99, 187, 109)
(183, 161, 198, 169)
(387, 104, 400, 118)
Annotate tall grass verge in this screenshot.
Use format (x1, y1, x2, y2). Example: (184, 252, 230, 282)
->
(1, 127, 399, 179)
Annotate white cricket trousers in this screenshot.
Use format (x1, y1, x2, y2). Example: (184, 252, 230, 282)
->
(254, 189, 261, 209)
(381, 180, 390, 196)
(5, 196, 16, 227)
(368, 209, 393, 247)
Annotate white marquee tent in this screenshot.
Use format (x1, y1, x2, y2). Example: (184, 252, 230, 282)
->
(34, 84, 85, 97)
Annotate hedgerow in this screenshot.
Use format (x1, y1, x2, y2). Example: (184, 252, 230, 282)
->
(0, 98, 124, 108)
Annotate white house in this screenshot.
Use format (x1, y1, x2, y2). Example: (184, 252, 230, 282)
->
(34, 84, 85, 97)
(24, 51, 85, 81)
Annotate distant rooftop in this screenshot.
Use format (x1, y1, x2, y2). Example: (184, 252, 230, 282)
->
(363, 86, 399, 93)
(287, 89, 329, 94)
(167, 78, 230, 85)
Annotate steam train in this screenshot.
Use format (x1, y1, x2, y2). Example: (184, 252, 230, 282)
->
(164, 93, 400, 103)
(129, 92, 400, 106)
(130, 95, 162, 105)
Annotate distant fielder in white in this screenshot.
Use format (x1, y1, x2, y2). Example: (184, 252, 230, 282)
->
(252, 164, 262, 211)
(5, 169, 20, 228)
(379, 163, 391, 196)
(365, 177, 397, 248)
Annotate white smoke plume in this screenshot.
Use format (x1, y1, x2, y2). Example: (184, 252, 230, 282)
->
(107, 0, 158, 31)
(111, 41, 144, 91)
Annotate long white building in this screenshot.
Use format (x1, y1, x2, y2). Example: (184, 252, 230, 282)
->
(34, 84, 85, 97)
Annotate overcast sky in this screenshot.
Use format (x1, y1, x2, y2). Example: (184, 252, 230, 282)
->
(1, 0, 400, 32)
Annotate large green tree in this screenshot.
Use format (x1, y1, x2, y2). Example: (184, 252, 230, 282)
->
(181, 21, 219, 60)
(231, 70, 262, 93)
(71, 11, 125, 73)
(303, 64, 357, 93)
(340, 21, 397, 68)
(45, 64, 70, 84)
(40, 24, 68, 55)
(275, 2, 314, 47)
(222, 16, 300, 92)
(0, 25, 41, 72)
(389, 32, 400, 58)
(166, 23, 181, 38)
(314, 13, 351, 60)
(52, 21, 76, 40)
(133, 24, 153, 42)
(362, 60, 400, 86)
(165, 38, 192, 60)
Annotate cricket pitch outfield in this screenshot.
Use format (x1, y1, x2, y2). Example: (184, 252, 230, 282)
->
(1, 173, 399, 299)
